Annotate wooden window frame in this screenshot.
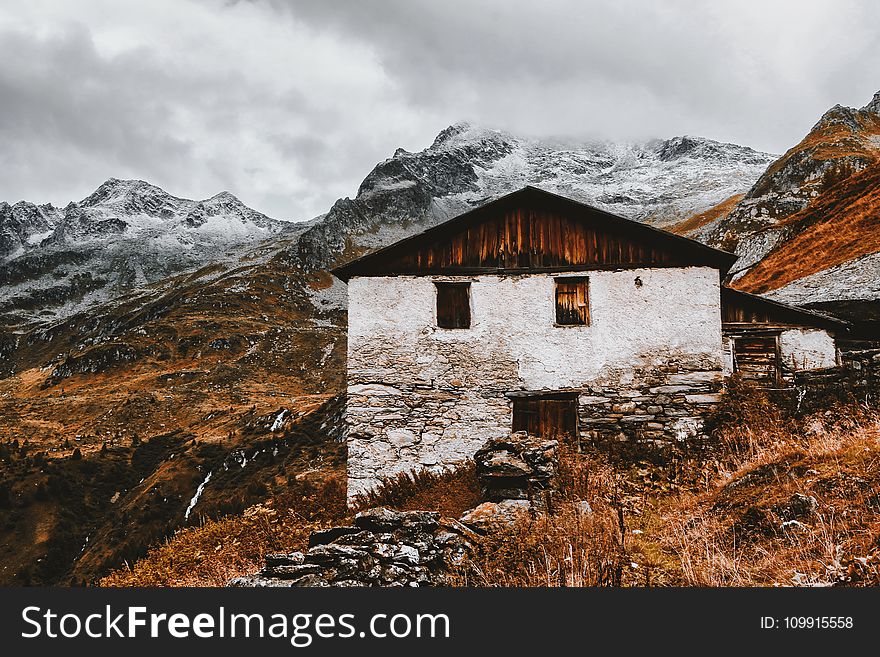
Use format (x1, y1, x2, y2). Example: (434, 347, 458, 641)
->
(731, 332, 783, 388)
(554, 276, 590, 326)
(435, 281, 471, 329)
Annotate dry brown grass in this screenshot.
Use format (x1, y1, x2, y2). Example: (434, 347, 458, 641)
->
(456, 502, 626, 586)
(659, 406, 880, 586)
(103, 387, 880, 588)
(669, 194, 745, 236)
(736, 163, 880, 294)
(455, 384, 880, 587)
(453, 445, 632, 586)
(101, 464, 482, 586)
(100, 474, 348, 587)
(352, 463, 482, 518)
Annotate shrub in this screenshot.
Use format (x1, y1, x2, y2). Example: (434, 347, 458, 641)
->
(456, 502, 625, 586)
(704, 374, 781, 436)
(352, 463, 481, 518)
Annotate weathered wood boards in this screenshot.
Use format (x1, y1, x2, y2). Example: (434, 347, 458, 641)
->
(512, 394, 578, 439)
(332, 186, 736, 281)
(435, 282, 471, 328)
(732, 335, 781, 386)
(555, 277, 590, 325)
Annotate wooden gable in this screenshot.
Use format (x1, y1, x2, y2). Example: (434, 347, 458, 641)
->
(721, 287, 849, 332)
(332, 186, 736, 281)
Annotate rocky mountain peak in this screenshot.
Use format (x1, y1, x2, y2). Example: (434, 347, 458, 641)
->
(863, 90, 880, 115)
(208, 190, 239, 202)
(82, 177, 174, 205)
(429, 122, 476, 149)
(812, 104, 863, 133)
(657, 135, 709, 161)
(1, 179, 289, 326)
(295, 122, 775, 270)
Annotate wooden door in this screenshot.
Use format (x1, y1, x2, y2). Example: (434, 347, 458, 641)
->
(512, 394, 578, 439)
(732, 335, 781, 386)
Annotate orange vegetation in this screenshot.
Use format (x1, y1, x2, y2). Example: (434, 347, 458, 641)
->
(669, 194, 745, 236)
(736, 163, 880, 294)
(754, 110, 880, 197)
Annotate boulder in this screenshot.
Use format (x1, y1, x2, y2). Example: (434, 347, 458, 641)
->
(473, 432, 558, 506)
(459, 499, 533, 534)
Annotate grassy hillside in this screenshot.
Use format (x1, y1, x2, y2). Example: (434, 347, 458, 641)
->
(101, 381, 880, 587)
(736, 163, 880, 295)
(0, 243, 348, 585)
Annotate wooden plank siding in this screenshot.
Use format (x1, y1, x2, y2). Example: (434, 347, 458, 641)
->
(555, 277, 590, 325)
(435, 282, 471, 329)
(732, 335, 782, 386)
(331, 187, 737, 281)
(721, 287, 847, 332)
(383, 207, 688, 275)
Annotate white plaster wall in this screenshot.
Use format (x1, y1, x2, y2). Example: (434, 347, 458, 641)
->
(345, 267, 723, 497)
(780, 328, 837, 371)
(348, 267, 723, 390)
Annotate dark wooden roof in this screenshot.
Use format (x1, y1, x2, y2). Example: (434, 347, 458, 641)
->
(331, 186, 737, 281)
(721, 287, 850, 332)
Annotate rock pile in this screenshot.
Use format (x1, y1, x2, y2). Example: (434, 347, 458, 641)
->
(228, 507, 474, 587)
(459, 432, 558, 533)
(229, 432, 561, 587)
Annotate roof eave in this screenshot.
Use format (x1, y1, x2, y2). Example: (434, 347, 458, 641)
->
(330, 185, 738, 281)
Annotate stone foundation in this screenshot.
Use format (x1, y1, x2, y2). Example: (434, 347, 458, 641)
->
(346, 384, 511, 499)
(786, 349, 880, 411)
(577, 364, 724, 458)
(347, 360, 725, 498)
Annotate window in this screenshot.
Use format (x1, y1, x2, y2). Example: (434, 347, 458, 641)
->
(435, 282, 471, 328)
(555, 277, 589, 325)
(512, 393, 578, 439)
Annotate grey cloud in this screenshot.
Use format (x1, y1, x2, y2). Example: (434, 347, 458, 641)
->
(2, 0, 880, 223)
(258, 0, 880, 147)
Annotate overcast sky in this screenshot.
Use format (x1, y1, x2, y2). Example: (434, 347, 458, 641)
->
(1, 0, 878, 221)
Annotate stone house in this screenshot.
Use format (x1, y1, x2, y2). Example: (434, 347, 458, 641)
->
(331, 186, 847, 499)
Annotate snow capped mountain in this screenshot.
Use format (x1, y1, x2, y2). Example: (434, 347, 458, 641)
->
(2, 126, 778, 328)
(0, 201, 59, 260)
(0, 179, 295, 327)
(295, 122, 776, 268)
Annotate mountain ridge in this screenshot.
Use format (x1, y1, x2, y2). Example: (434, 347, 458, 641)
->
(677, 89, 880, 295)
(294, 122, 777, 270)
(0, 179, 299, 327)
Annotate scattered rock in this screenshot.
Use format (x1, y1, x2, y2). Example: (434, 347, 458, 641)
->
(576, 500, 594, 517)
(228, 507, 471, 587)
(779, 493, 818, 520)
(781, 519, 810, 532)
